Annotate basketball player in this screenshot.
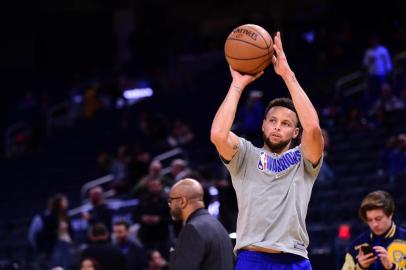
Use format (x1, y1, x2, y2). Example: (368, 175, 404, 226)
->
(210, 31, 324, 269)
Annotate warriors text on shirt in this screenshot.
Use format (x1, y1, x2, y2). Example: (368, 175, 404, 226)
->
(258, 149, 302, 173)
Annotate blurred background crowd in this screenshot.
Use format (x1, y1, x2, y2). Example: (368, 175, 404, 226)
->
(0, 0, 406, 269)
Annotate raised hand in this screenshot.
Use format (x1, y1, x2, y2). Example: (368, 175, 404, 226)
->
(229, 66, 264, 91)
(272, 31, 292, 78)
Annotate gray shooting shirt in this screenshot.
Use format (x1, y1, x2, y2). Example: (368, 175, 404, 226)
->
(223, 137, 322, 258)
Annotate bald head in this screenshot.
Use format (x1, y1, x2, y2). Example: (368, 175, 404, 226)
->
(171, 178, 204, 201)
(169, 178, 205, 222)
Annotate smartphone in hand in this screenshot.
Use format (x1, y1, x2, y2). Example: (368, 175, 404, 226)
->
(361, 245, 374, 255)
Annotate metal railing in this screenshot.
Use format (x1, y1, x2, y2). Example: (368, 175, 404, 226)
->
(335, 70, 368, 97)
(80, 147, 185, 202)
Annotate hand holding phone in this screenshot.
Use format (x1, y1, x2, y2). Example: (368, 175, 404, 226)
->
(357, 245, 377, 269)
(361, 245, 374, 255)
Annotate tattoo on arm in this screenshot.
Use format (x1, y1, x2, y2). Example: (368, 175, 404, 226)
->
(233, 143, 239, 151)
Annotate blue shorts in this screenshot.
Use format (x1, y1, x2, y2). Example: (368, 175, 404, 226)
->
(235, 250, 312, 270)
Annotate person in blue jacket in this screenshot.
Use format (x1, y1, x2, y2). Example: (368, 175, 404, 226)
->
(342, 190, 406, 270)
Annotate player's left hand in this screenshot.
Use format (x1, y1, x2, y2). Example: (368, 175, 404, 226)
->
(373, 246, 393, 269)
(272, 31, 291, 78)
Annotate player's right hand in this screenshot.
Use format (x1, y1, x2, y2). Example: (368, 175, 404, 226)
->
(229, 66, 264, 90)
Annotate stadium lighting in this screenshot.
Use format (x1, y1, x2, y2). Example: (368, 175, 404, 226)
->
(123, 87, 153, 100)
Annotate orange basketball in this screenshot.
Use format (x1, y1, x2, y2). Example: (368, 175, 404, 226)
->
(224, 24, 274, 75)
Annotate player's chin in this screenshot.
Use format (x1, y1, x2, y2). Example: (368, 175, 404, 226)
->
(269, 137, 281, 144)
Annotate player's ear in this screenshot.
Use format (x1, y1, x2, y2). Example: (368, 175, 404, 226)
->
(293, 127, 299, 138)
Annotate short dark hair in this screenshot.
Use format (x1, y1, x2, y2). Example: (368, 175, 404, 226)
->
(114, 220, 130, 229)
(264, 98, 301, 146)
(90, 223, 109, 237)
(359, 190, 395, 222)
(264, 98, 300, 128)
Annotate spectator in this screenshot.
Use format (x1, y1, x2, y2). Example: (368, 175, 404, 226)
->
(35, 194, 73, 265)
(368, 83, 404, 116)
(147, 250, 168, 270)
(29, 194, 70, 269)
(83, 187, 113, 233)
(127, 144, 151, 188)
(110, 145, 131, 191)
(133, 179, 171, 259)
(213, 172, 238, 233)
(387, 133, 406, 183)
(132, 160, 171, 197)
(166, 120, 194, 148)
(81, 223, 127, 270)
(317, 129, 335, 183)
(80, 258, 102, 270)
(341, 190, 406, 270)
(49, 217, 77, 270)
(165, 159, 190, 184)
(113, 220, 146, 270)
(363, 34, 393, 102)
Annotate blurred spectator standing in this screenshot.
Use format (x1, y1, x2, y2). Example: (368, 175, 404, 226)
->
(81, 223, 127, 270)
(133, 179, 171, 259)
(110, 145, 131, 192)
(363, 34, 393, 103)
(113, 220, 146, 270)
(83, 187, 113, 233)
(33, 194, 74, 270)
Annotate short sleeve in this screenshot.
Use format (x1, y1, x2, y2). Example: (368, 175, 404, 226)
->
(221, 137, 249, 176)
(302, 147, 324, 180)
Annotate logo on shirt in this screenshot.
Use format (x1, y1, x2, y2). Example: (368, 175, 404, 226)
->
(257, 149, 301, 174)
(293, 240, 306, 251)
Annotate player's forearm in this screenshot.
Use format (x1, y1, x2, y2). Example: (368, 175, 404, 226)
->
(210, 84, 242, 143)
(281, 70, 320, 131)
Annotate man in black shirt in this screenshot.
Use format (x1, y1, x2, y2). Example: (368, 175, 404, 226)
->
(168, 178, 233, 270)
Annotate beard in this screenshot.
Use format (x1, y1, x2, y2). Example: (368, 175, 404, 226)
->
(170, 207, 182, 221)
(263, 133, 291, 153)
